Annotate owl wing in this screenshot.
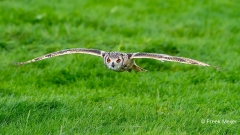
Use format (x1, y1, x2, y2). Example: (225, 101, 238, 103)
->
(130, 52, 210, 66)
(16, 48, 105, 66)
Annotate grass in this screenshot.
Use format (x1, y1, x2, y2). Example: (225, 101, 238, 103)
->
(0, 0, 239, 134)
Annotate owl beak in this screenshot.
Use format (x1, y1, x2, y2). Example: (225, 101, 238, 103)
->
(111, 62, 115, 68)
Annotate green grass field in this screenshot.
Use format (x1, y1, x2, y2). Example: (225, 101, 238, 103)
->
(0, 0, 239, 134)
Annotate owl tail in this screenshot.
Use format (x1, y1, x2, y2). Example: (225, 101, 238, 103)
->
(132, 64, 147, 72)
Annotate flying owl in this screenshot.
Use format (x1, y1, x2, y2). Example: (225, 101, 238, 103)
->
(16, 48, 212, 72)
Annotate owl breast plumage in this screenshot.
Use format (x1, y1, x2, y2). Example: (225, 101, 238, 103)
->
(16, 48, 214, 72)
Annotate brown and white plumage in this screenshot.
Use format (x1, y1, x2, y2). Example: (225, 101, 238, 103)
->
(16, 48, 211, 72)
(130, 53, 209, 66)
(17, 48, 104, 65)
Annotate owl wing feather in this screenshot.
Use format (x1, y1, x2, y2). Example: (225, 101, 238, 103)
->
(130, 52, 210, 66)
(16, 48, 105, 66)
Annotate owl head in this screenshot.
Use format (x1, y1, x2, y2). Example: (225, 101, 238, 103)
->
(103, 52, 124, 71)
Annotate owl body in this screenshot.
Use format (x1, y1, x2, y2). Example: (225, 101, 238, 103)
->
(103, 52, 139, 72)
(16, 48, 212, 72)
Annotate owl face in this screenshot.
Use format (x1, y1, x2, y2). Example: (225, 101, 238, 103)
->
(103, 53, 124, 71)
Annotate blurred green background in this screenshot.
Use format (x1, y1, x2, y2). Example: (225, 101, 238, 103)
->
(0, 0, 239, 134)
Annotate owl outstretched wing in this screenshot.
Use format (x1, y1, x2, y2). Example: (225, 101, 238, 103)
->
(16, 48, 105, 66)
(130, 52, 210, 66)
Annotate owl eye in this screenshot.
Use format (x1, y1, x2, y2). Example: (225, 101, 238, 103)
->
(107, 58, 111, 63)
(116, 59, 121, 63)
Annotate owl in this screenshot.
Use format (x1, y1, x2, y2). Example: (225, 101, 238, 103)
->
(16, 48, 212, 72)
